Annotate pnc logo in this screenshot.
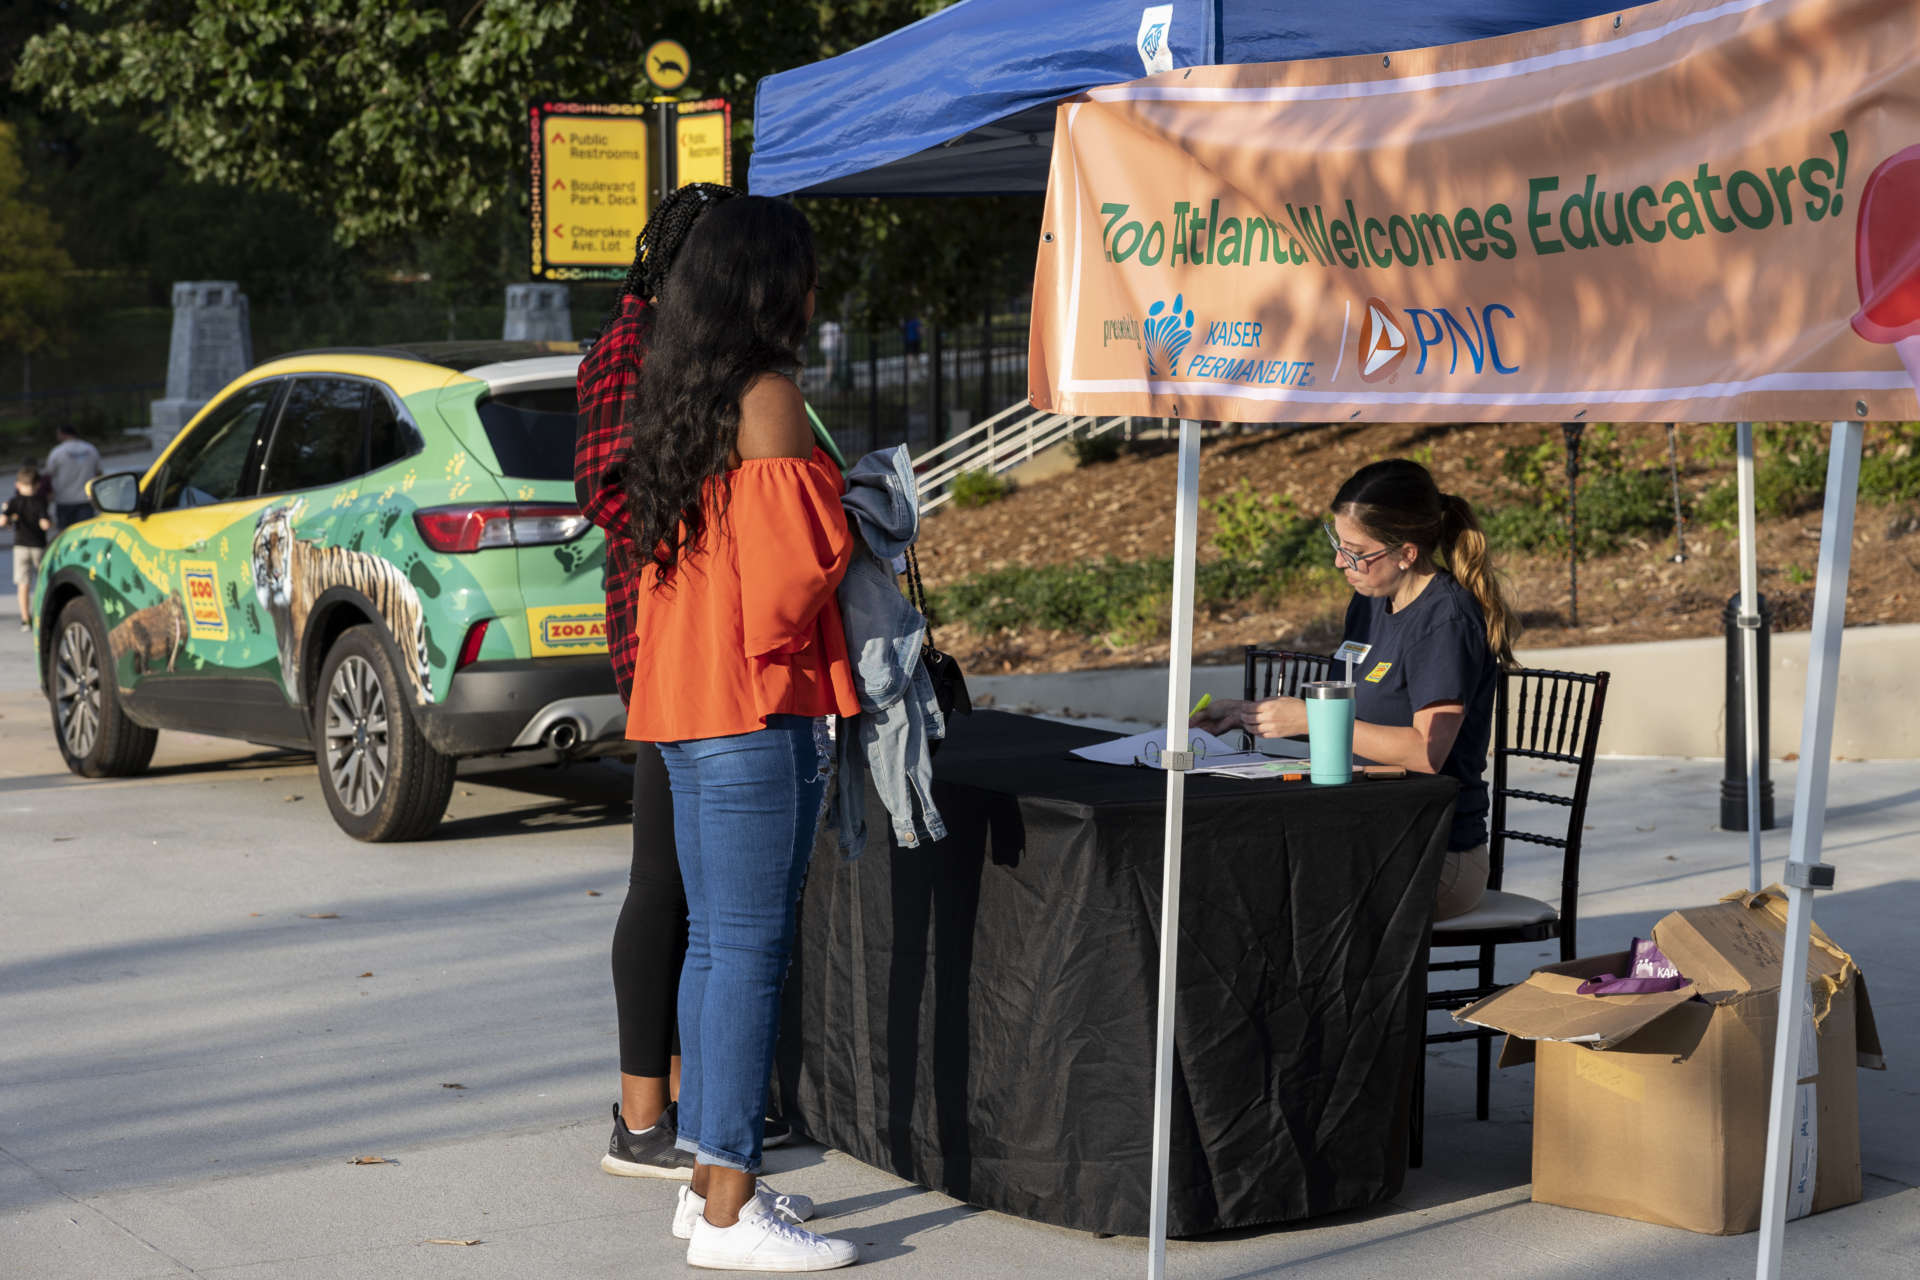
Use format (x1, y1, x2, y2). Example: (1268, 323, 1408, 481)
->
(1354, 296, 1520, 381)
(1144, 294, 1195, 378)
(1356, 297, 1408, 383)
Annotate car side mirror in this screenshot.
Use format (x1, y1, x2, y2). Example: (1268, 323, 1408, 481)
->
(91, 472, 141, 515)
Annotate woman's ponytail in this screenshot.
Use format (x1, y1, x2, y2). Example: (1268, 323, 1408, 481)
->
(1438, 492, 1519, 668)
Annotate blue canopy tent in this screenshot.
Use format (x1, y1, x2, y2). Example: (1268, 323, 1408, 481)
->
(748, 0, 1630, 197)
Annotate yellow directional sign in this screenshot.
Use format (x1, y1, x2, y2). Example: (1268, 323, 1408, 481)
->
(675, 99, 732, 187)
(530, 103, 650, 279)
(645, 39, 691, 91)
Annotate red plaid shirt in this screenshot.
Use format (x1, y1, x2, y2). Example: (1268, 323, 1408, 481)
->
(574, 294, 651, 705)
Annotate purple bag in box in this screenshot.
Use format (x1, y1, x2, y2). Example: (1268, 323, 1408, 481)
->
(1574, 937, 1691, 996)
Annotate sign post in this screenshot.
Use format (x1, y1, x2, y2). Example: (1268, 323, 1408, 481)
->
(529, 101, 651, 281)
(528, 40, 730, 281)
(528, 97, 731, 281)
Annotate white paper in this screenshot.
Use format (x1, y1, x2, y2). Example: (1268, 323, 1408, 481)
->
(1136, 5, 1174, 76)
(1070, 727, 1260, 769)
(1195, 759, 1320, 780)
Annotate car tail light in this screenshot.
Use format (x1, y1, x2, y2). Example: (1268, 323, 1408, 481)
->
(456, 619, 490, 669)
(413, 503, 590, 553)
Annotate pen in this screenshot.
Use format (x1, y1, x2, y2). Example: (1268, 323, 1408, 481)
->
(1189, 693, 1212, 718)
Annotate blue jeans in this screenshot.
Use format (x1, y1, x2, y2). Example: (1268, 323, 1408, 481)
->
(658, 715, 830, 1173)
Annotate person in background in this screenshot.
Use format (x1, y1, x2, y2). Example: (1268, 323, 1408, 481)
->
(576, 185, 807, 1196)
(817, 317, 845, 389)
(3, 465, 53, 632)
(1193, 458, 1518, 920)
(624, 196, 862, 1271)
(43, 425, 102, 529)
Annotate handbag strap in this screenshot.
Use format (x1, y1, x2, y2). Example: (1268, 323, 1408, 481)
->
(904, 544, 935, 655)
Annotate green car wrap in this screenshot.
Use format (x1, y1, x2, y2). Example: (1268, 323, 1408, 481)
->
(31, 345, 621, 839)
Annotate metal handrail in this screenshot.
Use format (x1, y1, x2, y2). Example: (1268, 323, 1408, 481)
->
(915, 402, 1135, 512)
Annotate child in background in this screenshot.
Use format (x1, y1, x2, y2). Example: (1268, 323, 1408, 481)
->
(2, 465, 53, 632)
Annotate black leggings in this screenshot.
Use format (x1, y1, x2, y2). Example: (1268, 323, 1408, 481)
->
(613, 743, 688, 1078)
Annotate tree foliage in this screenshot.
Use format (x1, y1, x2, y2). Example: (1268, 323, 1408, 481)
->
(14, 0, 1038, 321)
(0, 120, 72, 354)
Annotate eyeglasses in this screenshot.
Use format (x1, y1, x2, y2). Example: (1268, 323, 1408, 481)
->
(1323, 521, 1393, 572)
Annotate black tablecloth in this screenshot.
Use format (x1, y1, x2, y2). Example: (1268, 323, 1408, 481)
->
(775, 710, 1456, 1237)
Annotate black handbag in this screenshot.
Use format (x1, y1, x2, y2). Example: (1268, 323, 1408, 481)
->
(904, 545, 971, 740)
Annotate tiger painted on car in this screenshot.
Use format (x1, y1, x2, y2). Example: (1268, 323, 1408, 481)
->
(251, 500, 433, 705)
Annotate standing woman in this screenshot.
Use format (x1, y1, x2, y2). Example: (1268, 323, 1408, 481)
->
(625, 196, 862, 1272)
(577, 183, 783, 1184)
(1195, 459, 1518, 920)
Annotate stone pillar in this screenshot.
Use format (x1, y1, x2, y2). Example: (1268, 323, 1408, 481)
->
(503, 283, 572, 341)
(149, 282, 252, 443)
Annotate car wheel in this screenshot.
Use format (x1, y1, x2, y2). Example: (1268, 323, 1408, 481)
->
(50, 598, 158, 778)
(313, 625, 455, 842)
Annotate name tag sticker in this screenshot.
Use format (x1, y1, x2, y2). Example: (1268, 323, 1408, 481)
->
(1365, 661, 1393, 683)
(1333, 641, 1372, 665)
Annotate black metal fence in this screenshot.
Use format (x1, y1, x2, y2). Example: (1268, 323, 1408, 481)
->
(800, 308, 1032, 455)
(0, 384, 164, 455)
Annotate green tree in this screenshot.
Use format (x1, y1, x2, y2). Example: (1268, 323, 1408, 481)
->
(13, 0, 1036, 322)
(0, 120, 72, 362)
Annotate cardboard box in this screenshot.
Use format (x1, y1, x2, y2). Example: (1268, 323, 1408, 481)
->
(1457, 887, 1884, 1235)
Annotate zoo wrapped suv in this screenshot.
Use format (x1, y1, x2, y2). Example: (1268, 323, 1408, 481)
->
(32, 343, 623, 841)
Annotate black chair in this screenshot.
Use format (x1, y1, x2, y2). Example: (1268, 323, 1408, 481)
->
(1241, 645, 1333, 701)
(1410, 666, 1610, 1168)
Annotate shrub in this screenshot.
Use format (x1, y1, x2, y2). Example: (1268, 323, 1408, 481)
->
(1486, 428, 1676, 555)
(1068, 431, 1125, 467)
(949, 468, 1013, 508)
(1204, 480, 1323, 568)
(1860, 424, 1920, 504)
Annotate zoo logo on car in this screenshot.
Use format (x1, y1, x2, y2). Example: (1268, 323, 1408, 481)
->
(1354, 295, 1520, 383)
(527, 604, 608, 657)
(179, 560, 229, 641)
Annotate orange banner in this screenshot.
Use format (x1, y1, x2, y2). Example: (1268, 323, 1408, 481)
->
(1028, 0, 1920, 423)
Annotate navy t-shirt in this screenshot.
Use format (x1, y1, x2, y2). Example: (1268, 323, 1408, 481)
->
(1341, 572, 1497, 851)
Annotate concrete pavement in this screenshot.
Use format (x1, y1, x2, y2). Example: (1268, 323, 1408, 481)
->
(0, 591, 1915, 1278)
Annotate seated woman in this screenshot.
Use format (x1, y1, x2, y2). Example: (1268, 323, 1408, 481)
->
(1193, 458, 1518, 920)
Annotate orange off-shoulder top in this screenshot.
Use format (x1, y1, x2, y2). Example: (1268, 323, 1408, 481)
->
(625, 446, 861, 742)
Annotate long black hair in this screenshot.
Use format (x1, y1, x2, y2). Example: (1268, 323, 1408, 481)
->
(1332, 458, 1520, 666)
(625, 196, 816, 584)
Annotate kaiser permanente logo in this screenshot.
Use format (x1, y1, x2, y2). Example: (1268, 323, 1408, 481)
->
(1143, 294, 1195, 376)
(1142, 294, 1316, 387)
(1353, 295, 1520, 383)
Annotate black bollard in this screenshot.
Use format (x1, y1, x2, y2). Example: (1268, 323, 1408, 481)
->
(1721, 592, 1777, 831)
(1562, 424, 1585, 627)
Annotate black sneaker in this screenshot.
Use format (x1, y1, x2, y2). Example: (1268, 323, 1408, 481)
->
(601, 1102, 695, 1180)
(763, 1113, 793, 1149)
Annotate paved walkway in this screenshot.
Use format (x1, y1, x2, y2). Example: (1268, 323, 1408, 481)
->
(0, 610, 1913, 1278)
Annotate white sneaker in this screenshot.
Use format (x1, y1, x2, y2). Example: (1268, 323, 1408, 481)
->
(674, 1182, 817, 1240)
(685, 1195, 857, 1271)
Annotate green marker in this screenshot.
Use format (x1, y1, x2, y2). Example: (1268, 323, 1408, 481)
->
(1190, 693, 1212, 718)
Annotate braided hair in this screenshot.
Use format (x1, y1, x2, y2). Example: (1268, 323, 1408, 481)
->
(598, 182, 741, 334)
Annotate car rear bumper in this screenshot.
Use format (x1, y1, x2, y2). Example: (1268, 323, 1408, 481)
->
(416, 656, 626, 756)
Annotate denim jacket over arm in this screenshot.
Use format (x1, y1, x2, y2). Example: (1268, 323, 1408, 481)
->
(830, 445, 947, 857)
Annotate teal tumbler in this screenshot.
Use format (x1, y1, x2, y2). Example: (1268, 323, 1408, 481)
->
(1303, 681, 1356, 785)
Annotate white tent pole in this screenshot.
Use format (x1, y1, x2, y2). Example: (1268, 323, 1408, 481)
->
(1736, 422, 1763, 892)
(1148, 419, 1203, 1280)
(1755, 422, 1862, 1280)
